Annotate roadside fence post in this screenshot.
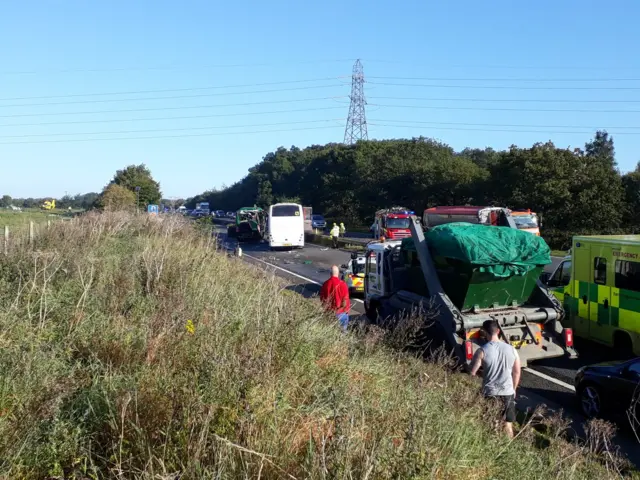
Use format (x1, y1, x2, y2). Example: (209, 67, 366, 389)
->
(3, 226, 7, 255)
(29, 221, 34, 245)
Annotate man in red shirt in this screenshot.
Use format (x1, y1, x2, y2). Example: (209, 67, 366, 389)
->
(320, 265, 351, 331)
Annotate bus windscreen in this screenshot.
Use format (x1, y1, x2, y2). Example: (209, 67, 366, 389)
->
(271, 205, 300, 217)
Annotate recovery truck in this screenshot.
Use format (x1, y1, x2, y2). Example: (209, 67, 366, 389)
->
(372, 207, 415, 240)
(227, 207, 266, 242)
(363, 215, 576, 367)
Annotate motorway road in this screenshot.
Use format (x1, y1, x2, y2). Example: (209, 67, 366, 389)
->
(213, 224, 639, 464)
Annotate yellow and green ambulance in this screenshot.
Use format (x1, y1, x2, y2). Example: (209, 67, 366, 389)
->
(546, 235, 640, 356)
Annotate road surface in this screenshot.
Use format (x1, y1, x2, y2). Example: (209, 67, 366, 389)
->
(213, 224, 639, 465)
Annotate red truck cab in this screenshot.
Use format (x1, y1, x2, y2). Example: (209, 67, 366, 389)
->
(372, 207, 415, 240)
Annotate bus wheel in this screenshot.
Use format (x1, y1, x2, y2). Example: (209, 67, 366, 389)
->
(613, 331, 634, 360)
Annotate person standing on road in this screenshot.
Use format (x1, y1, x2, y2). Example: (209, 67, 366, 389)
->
(339, 222, 346, 237)
(320, 265, 351, 331)
(330, 223, 340, 249)
(470, 319, 521, 438)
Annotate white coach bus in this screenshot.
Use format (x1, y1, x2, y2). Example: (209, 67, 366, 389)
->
(268, 203, 305, 249)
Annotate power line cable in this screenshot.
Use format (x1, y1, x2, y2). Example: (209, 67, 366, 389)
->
(0, 84, 345, 108)
(369, 118, 640, 130)
(369, 75, 640, 82)
(369, 122, 640, 135)
(0, 77, 346, 102)
(368, 81, 640, 91)
(0, 96, 346, 118)
(0, 118, 343, 138)
(370, 102, 640, 113)
(0, 124, 342, 145)
(369, 95, 640, 104)
(363, 60, 640, 71)
(0, 59, 354, 76)
(0, 105, 346, 127)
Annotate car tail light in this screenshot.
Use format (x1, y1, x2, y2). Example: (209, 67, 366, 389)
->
(564, 328, 573, 348)
(464, 341, 473, 361)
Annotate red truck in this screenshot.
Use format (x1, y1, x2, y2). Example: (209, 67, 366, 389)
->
(371, 207, 416, 240)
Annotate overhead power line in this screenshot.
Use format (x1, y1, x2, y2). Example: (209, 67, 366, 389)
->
(363, 60, 640, 71)
(0, 84, 345, 108)
(368, 81, 640, 91)
(0, 124, 342, 145)
(369, 96, 640, 104)
(369, 122, 640, 136)
(0, 105, 346, 128)
(369, 118, 640, 130)
(0, 118, 343, 138)
(0, 59, 354, 76)
(0, 77, 346, 102)
(368, 75, 640, 82)
(0, 96, 346, 119)
(370, 103, 640, 114)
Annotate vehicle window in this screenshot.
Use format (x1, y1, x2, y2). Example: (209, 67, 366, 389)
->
(615, 260, 640, 292)
(594, 257, 607, 285)
(377, 253, 382, 275)
(312, 215, 324, 220)
(513, 215, 538, 228)
(271, 205, 300, 217)
(551, 261, 572, 286)
(386, 217, 411, 229)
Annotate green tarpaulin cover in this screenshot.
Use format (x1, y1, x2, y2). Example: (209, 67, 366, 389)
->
(403, 223, 551, 278)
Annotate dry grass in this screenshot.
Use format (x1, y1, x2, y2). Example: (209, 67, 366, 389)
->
(0, 212, 635, 479)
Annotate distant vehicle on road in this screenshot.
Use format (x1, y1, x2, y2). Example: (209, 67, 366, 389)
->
(423, 206, 516, 229)
(195, 202, 210, 215)
(372, 207, 414, 240)
(511, 209, 540, 236)
(267, 203, 304, 249)
(575, 357, 640, 420)
(191, 209, 206, 218)
(213, 210, 225, 218)
(311, 214, 326, 230)
(226, 211, 235, 218)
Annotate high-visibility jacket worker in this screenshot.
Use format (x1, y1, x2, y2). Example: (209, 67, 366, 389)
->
(339, 222, 346, 237)
(330, 223, 340, 249)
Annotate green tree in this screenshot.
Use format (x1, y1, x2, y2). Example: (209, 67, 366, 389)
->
(0, 195, 12, 208)
(96, 184, 136, 211)
(110, 164, 161, 207)
(622, 162, 640, 229)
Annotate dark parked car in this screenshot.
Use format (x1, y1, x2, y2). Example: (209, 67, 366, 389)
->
(575, 357, 640, 420)
(311, 214, 326, 229)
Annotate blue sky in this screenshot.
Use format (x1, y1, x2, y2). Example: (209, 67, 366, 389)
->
(1, 0, 639, 198)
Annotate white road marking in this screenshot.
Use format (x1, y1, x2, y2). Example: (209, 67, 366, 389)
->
(524, 367, 576, 392)
(237, 249, 364, 305)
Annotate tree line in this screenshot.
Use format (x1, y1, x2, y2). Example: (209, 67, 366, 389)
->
(1, 164, 165, 213)
(187, 131, 640, 248)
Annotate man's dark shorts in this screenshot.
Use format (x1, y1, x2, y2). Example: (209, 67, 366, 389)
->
(486, 394, 516, 422)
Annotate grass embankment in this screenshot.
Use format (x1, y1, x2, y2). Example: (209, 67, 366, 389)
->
(0, 213, 633, 479)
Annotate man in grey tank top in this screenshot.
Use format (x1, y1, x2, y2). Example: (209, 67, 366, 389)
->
(470, 319, 522, 438)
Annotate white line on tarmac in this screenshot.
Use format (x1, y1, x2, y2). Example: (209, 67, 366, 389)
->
(240, 250, 365, 305)
(523, 367, 576, 392)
